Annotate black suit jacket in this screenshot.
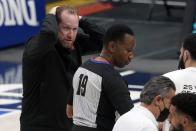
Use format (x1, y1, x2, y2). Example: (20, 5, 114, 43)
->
(21, 14, 105, 131)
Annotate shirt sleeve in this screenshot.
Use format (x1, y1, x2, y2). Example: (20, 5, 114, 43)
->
(76, 17, 105, 54)
(23, 14, 58, 59)
(104, 74, 134, 115)
(112, 115, 131, 131)
(67, 87, 73, 105)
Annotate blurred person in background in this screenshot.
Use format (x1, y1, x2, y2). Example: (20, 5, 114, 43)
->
(21, 5, 105, 131)
(72, 24, 135, 131)
(168, 93, 196, 131)
(113, 76, 176, 131)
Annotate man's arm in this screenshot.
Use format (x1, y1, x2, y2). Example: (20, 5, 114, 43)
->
(105, 75, 134, 115)
(23, 7, 59, 59)
(66, 104, 73, 118)
(77, 17, 105, 54)
(66, 88, 73, 118)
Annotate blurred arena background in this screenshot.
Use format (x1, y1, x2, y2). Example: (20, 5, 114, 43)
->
(0, 0, 196, 130)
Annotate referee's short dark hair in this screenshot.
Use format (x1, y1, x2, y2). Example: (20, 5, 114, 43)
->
(183, 33, 196, 60)
(103, 24, 134, 47)
(171, 93, 196, 122)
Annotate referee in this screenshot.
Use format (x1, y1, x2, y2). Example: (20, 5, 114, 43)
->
(72, 24, 136, 131)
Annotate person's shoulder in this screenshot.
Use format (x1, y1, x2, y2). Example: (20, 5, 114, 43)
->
(89, 62, 118, 76)
(163, 68, 193, 78)
(81, 60, 114, 75)
(115, 108, 155, 130)
(163, 69, 183, 77)
(119, 107, 144, 121)
(113, 110, 135, 130)
(24, 34, 41, 50)
(139, 115, 158, 131)
(104, 68, 122, 82)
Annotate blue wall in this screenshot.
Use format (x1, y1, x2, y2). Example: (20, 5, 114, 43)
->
(0, 0, 45, 48)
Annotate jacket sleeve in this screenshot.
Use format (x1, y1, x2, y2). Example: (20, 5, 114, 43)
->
(23, 14, 58, 59)
(104, 74, 134, 115)
(77, 17, 105, 54)
(67, 87, 73, 105)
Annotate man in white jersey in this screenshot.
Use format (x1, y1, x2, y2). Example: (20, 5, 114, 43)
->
(163, 33, 196, 131)
(112, 76, 176, 131)
(164, 33, 196, 94)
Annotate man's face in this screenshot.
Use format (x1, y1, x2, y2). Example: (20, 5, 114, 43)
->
(169, 105, 184, 131)
(157, 89, 175, 122)
(113, 34, 136, 68)
(58, 10, 79, 49)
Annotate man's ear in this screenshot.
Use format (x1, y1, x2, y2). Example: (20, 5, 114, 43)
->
(107, 41, 116, 53)
(154, 95, 162, 106)
(181, 116, 190, 128)
(184, 50, 190, 61)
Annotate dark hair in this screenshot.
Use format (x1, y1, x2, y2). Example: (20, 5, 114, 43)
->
(171, 93, 196, 122)
(103, 24, 134, 47)
(56, 5, 78, 24)
(140, 76, 176, 104)
(183, 33, 196, 60)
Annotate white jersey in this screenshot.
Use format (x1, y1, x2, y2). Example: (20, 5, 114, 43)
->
(112, 105, 158, 131)
(162, 67, 196, 131)
(163, 67, 196, 94)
